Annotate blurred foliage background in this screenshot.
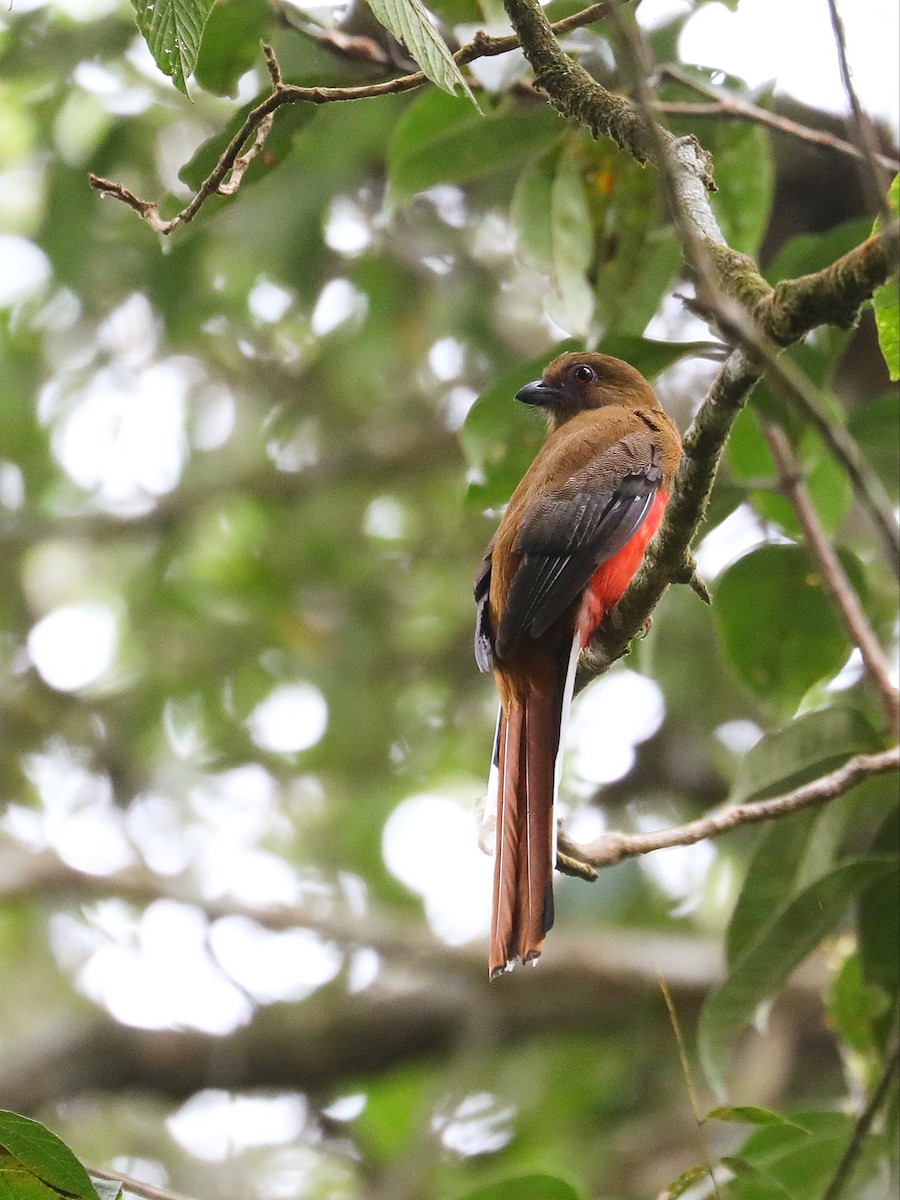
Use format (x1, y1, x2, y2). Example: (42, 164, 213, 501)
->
(0, 0, 898, 1197)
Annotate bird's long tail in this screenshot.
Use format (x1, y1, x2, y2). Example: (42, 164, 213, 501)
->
(489, 636, 580, 977)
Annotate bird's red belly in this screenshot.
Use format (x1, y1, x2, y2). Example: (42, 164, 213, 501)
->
(577, 490, 668, 646)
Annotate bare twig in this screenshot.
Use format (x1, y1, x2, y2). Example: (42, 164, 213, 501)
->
(762, 422, 900, 736)
(825, 0, 893, 221)
(557, 747, 899, 871)
(822, 1040, 900, 1200)
(657, 972, 723, 1200)
(88, 1165, 197, 1200)
(89, 2, 630, 230)
(658, 65, 899, 174)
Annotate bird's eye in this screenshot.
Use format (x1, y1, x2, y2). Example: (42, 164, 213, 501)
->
(570, 363, 596, 384)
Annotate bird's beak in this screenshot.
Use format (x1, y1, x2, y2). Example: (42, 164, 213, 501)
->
(515, 379, 564, 406)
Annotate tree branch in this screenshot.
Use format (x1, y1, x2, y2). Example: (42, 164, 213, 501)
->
(88, 1165, 197, 1200)
(825, 0, 894, 222)
(657, 65, 900, 175)
(557, 747, 899, 872)
(822, 1039, 900, 1200)
(0, 913, 828, 1116)
(762, 422, 900, 736)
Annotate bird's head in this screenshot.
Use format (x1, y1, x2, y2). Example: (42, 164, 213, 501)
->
(515, 352, 660, 428)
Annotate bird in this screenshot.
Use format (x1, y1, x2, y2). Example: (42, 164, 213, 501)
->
(474, 351, 682, 978)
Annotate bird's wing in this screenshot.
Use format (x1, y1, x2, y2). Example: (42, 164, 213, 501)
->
(473, 537, 495, 672)
(496, 438, 662, 658)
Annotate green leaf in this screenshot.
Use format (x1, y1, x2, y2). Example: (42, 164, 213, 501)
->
(460, 1176, 583, 1200)
(0, 1162, 61, 1200)
(192, 0, 271, 97)
(731, 1112, 852, 1200)
(699, 858, 897, 1093)
(872, 173, 899, 381)
(713, 545, 855, 713)
(725, 810, 818, 967)
(764, 216, 873, 285)
(727, 406, 853, 537)
(585, 139, 682, 336)
(659, 1165, 709, 1199)
(546, 141, 595, 336)
(366, 0, 477, 104)
(857, 804, 900, 997)
(0, 1112, 99, 1198)
(180, 93, 316, 191)
(710, 123, 773, 257)
(721, 1155, 794, 1198)
(729, 707, 882, 805)
(709, 1106, 810, 1133)
(387, 90, 563, 206)
(511, 143, 596, 334)
(511, 153, 555, 271)
(725, 761, 867, 973)
(848, 391, 900, 502)
(828, 951, 891, 1055)
(129, 0, 216, 94)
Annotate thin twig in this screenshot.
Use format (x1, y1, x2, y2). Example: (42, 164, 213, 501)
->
(825, 0, 893, 221)
(762, 421, 900, 736)
(657, 972, 723, 1200)
(89, 2, 630, 230)
(658, 65, 899, 174)
(822, 1040, 900, 1200)
(88, 1164, 198, 1200)
(557, 747, 899, 871)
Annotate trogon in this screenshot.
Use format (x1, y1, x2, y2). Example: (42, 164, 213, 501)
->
(474, 352, 682, 977)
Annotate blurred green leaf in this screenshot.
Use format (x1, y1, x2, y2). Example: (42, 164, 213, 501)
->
(828, 951, 891, 1055)
(660, 1165, 709, 1199)
(511, 143, 595, 334)
(511, 151, 555, 271)
(388, 91, 563, 205)
(728, 1111, 853, 1200)
(725, 809, 818, 967)
(714, 545, 856, 713)
(129, 0, 216, 94)
(710, 123, 773, 257)
(872, 173, 899, 381)
(586, 141, 682, 336)
(729, 706, 882, 805)
(0, 1111, 99, 1199)
(727, 409, 852, 536)
(0, 1164, 62, 1200)
(858, 804, 900, 999)
(192, 0, 272, 97)
(460, 1176, 583, 1200)
(367, 0, 477, 104)
(548, 141, 595, 336)
(180, 93, 317, 191)
(764, 216, 873, 284)
(721, 1155, 794, 1198)
(700, 858, 897, 1093)
(710, 1106, 810, 1132)
(848, 390, 900, 502)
